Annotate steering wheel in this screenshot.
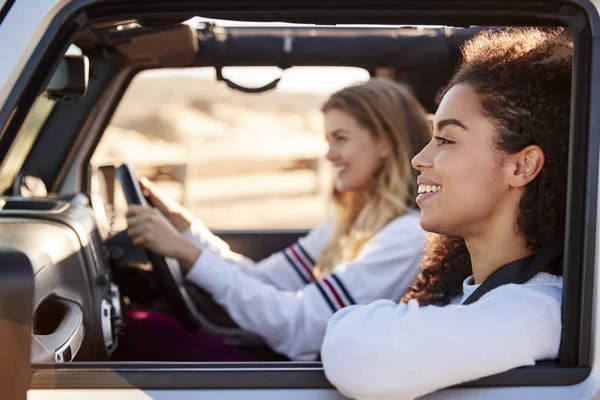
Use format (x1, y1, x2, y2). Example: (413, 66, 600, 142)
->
(115, 163, 201, 332)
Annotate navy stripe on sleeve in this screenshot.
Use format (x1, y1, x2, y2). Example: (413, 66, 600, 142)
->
(283, 251, 309, 284)
(296, 242, 315, 265)
(331, 274, 357, 305)
(315, 282, 337, 313)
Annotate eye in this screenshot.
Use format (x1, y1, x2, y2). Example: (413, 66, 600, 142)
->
(434, 136, 454, 146)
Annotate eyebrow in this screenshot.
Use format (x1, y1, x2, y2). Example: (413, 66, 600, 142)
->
(436, 118, 468, 132)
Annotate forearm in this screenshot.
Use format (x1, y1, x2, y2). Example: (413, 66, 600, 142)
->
(322, 288, 561, 400)
(167, 207, 195, 233)
(173, 238, 202, 274)
(185, 250, 329, 360)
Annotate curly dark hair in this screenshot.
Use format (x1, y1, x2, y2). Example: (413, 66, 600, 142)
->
(402, 28, 572, 306)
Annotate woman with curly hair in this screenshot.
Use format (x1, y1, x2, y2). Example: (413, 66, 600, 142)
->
(321, 28, 571, 399)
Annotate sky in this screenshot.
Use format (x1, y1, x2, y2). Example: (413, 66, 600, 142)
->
(143, 66, 370, 95)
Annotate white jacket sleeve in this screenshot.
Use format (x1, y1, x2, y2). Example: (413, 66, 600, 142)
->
(182, 218, 333, 291)
(185, 214, 425, 361)
(182, 218, 232, 255)
(321, 284, 562, 400)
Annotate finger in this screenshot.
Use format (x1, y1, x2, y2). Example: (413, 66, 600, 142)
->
(139, 177, 155, 196)
(127, 222, 151, 238)
(126, 214, 152, 230)
(139, 177, 170, 213)
(126, 205, 147, 217)
(131, 234, 147, 247)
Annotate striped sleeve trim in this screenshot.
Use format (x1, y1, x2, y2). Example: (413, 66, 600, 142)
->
(283, 251, 310, 284)
(315, 282, 336, 313)
(283, 243, 316, 283)
(330, 274, 357, 305)
(315, 274, 357, 313)
(296, 242, 315, 265)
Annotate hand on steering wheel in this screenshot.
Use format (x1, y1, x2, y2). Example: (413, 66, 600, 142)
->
(116, 163, 201, 332)
(126, 206, 184, 258)
(138, 178, 195, 234)
(126, 206, 201, 273)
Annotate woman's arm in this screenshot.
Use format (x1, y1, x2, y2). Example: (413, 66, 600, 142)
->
(127, 201, 333, 291)
(321, 284, 562, 400)
(138, 176, 335, 291)
(182, 218, 333, 291)
(184, 216, 425, 360)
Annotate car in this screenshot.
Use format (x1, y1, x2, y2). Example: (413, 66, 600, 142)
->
(0, 1, 598, 399)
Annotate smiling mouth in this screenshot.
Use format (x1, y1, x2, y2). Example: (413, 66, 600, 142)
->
(418, 184, 442, 194)
(335, 166, 347, 177)
(416, 184, 442, 205)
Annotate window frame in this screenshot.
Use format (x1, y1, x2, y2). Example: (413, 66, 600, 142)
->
(0, 0, 594, 392)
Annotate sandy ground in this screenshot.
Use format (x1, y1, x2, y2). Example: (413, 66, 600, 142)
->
(92, 73, 333, 230)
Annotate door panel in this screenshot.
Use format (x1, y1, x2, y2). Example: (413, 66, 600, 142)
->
(215, 230, 308, 262)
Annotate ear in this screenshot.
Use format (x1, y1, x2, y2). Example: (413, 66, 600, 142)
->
(506, 145, 545, 188)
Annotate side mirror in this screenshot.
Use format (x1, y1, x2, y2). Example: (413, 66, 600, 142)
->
(45, 55, 89, 100)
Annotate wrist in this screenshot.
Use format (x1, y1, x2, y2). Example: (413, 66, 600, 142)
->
(168, 208, 194, 233)
(175, 238, 202, 274)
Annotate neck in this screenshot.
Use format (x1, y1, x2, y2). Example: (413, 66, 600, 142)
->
(463, 194, 535, 284)
(354, 182, 375, 202)
(345, 187, 372, 213)
(466, 232, 533, 284)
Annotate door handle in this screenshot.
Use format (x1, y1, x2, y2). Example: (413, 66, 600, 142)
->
(32, 299, 84, 363)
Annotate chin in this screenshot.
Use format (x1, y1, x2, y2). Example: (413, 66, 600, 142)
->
(335, 180, 354, 193)
(419, 214, 444, 235)
(335, 182, 348, 193)
(335, 177, 371, 194)
(420, 217, 462, 238)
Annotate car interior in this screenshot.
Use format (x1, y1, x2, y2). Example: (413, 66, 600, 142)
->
(0, 12, 590, 385)
(2, 19, 492, 364)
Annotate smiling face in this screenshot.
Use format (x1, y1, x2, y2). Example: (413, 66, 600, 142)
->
(324, 108, 384, 194)
(411, 83, 514, 237)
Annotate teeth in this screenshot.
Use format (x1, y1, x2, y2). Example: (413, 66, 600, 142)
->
(418, 184, 442, 194)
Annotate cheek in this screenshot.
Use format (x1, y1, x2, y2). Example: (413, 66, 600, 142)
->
(340, 141, 381, 185)
(356, 144, 382, 176)
(427, 152, 505, 232)
(445, 154, 499, 201)
(344, 140, 376, 166)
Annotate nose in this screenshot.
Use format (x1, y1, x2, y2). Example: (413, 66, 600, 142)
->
(411, 141, 433, 171)
(326, 143, 339, 162)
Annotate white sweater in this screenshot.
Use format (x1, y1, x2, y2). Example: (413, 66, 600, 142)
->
(321, 272, 563, 400)
(183, 211, 426, 361)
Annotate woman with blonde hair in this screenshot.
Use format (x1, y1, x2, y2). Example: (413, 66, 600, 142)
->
(120, 78, 431, 361)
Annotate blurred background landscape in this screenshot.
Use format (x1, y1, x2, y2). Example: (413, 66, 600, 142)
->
(92, 67, 368, 229)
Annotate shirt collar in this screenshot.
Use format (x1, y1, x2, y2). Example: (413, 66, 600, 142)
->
(457, 272, 563, 304)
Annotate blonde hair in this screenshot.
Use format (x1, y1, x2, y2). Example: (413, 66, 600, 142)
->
(314, 78, 432, 278)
